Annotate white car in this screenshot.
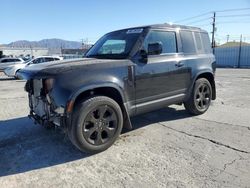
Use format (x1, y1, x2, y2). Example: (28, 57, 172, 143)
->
(4, 56, 63, 78)
(0, 57, 25, 71)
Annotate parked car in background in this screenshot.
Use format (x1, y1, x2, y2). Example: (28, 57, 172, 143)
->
(4, 56, 63, 78)
(0, 57, 25, 71)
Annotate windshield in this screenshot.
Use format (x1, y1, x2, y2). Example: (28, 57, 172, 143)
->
(86, 29, 143, 59)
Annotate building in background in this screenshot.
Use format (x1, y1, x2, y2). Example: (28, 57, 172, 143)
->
(0, 47, 49, 58)
(61, 45, 92, 59)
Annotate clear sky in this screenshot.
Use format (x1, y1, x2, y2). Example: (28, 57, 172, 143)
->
(0, 0, 250, 44)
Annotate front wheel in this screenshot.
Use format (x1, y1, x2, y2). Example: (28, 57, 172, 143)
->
(184, 78, 212, 115)
(68, 96, 123, 153)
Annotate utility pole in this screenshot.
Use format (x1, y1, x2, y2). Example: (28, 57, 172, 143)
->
(211, 12, 216, 54)
(226, 35, 230, 43)
(81, 39, 84, 49)
(61, 44, 63, 56)
(237, 34, 242, 68)
(30, 45, 33, 58)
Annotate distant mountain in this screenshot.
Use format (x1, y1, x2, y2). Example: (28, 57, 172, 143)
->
(6, 38, 82, 49)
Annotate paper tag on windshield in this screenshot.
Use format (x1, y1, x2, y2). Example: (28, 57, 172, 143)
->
(126, 29, 143, 34)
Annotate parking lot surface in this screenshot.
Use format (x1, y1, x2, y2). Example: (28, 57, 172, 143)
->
(0, 69, 250, 188)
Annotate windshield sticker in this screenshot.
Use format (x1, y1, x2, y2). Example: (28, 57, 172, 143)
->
(126, 29, 143, 34)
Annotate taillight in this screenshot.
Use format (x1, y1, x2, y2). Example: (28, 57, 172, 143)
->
(44, 78, 54, 93)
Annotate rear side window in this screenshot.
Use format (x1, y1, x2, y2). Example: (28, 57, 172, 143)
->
(180, 30, 196, 53)
(33, 58, 44, 64)
(200, 33, 212, 53)
(13, 59, 21, 62)
(144, 30, 177, 54)
(44, 57, 55, 62)
(194, 32, 203, 52)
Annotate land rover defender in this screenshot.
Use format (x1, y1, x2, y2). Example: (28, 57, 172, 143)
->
(19, 24, 216, 153)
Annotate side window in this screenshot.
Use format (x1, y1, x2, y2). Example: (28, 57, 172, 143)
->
(144, 30, 177, 54)
(194, 32, 203, 52)
(33, 58, 44, 64)
(2, 59, 15, 63)
(180, 30, 196, 54)
(1, 59, 9, 63)
(13, 59, 21, 62)
(44, 57, 55, 62)
(200, 33, 212, 53)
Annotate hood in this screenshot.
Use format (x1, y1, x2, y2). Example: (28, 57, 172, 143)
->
(17, 58, 127, 80)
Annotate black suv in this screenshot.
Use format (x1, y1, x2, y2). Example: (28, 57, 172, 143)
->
(19, 24, 216, 153)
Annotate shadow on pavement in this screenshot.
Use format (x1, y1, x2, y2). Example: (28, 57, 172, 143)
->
(130, 106, 191, 131)
(0, 77, 16, 81)
(0, 106, 190, 177)
(0, 117, 88, 177)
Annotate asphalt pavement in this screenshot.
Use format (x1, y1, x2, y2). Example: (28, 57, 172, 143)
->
(0, 69, 250, 188)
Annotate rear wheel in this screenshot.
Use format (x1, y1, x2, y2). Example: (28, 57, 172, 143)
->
(184, 78, 212, 115)
(68, 96, 123, 153)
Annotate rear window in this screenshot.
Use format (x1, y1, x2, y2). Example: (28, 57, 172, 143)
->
(200, 33, 212, 53)
(194, 32, 203, 52)
(180, 30, 196, 53)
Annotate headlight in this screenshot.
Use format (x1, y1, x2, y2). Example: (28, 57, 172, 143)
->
(44, 78, 54, 93)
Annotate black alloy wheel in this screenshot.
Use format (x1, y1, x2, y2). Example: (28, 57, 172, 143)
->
(69, 96, 123, 153)
(194, 83, 211, 111)
(83, 105, 118, 145)
(184, 78, 212, 115)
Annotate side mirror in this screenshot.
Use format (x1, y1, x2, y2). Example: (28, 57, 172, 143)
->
(148, 42, 162, 55)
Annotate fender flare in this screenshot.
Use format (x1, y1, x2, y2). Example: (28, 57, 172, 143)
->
(186, 70, 216, 100)
(66, 82, 133, 130)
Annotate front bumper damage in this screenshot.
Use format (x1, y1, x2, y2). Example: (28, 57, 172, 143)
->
(26, 79, 66, 128)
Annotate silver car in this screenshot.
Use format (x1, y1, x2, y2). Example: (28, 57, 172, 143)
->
(4, 56, 63, 78)
(0, 57, 25, 71)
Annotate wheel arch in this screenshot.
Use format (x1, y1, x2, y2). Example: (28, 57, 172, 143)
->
(67, 83, 132, 130)
(194, 71, 216, 100)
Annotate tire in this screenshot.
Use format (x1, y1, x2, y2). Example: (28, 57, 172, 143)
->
(14, 70, 20, 79)
(68, 96, 123, 153)
(184, 78, 212, 115)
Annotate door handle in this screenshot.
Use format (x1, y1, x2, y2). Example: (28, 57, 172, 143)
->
(175, 62, 184, 67)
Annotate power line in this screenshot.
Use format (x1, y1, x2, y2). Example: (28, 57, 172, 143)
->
(215, 7, 250, 13)
(174, 8, 250, 24)
(174, 12, 212, 23)
(185, 17, 212, 25)
(192, 24, 211, 27)
(216, 21, 250, 24)
(217, 14, 250, 18)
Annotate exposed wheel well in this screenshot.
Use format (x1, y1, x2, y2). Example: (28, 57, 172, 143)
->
(196, 72, 216, 100)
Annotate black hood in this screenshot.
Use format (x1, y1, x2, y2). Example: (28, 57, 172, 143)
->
(18, 58, 128, 80)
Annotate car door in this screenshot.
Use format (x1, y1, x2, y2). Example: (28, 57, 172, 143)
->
(135, 29, 191, 114)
